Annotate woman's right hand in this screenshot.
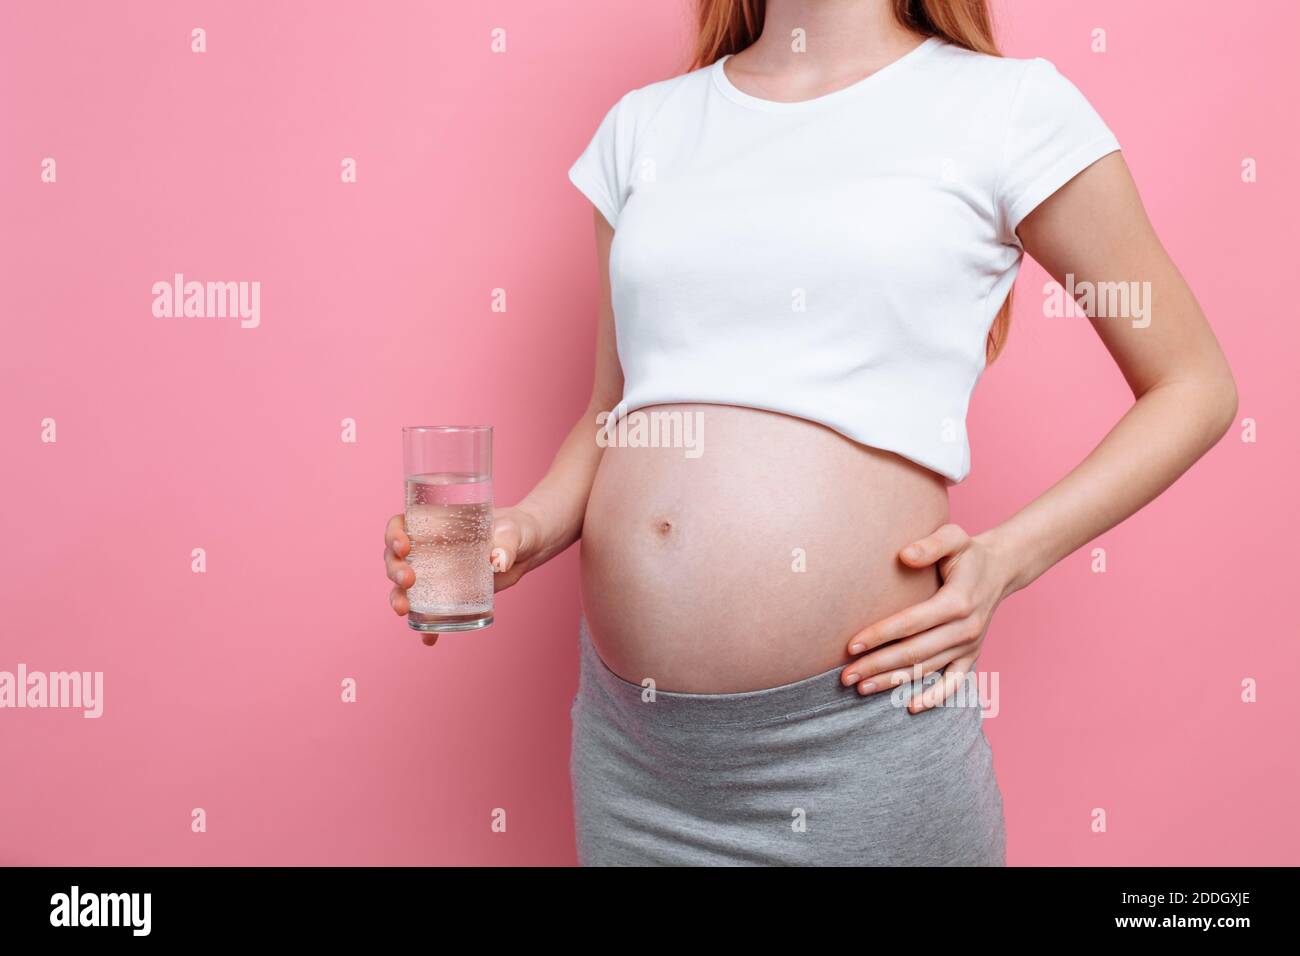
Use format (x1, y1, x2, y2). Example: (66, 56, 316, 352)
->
(384, 507, 546, 645)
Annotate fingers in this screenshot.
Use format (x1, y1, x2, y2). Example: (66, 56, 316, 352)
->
(899, 523, 969, 568)
(386, 513, 437, 646)
(909, 653, 978, 713)
(845, 647, 979, 715)
(385, 547, 412, 589)
(490, 516, 525, 574)
(492, 564, 527, 593)
(386, 513, 408, 559)
(855, 645, 963, 698)
(390, 583, 437, 646)
(385, 514, 411, 617)
(846, 586, 973, 654)
(841, 523, 986, 707)
(842, 619, 972, 686)
(844, 647, 962, 713)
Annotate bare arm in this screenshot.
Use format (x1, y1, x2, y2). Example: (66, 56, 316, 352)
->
(986, 151, 1237, 591)
(492, 211, 623, 585)
(842, 152, 1238, 706)
(385, 208, 621, 618)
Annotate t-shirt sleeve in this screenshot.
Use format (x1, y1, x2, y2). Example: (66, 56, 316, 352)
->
(996, 57, 1121, 243)
(568, 93, 635, 229)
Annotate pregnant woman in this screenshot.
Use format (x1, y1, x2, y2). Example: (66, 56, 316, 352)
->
(385, 0, 1236, 866)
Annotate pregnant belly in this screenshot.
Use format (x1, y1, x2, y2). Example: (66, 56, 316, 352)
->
(579, 404, 950, 693)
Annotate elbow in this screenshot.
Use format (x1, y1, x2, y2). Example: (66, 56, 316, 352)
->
(1205, 367, 1239, 444)
(1221, 376, 1239, 437)
(1154, 361, 1238, 448)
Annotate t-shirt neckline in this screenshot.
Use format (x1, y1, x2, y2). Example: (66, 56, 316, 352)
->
(712, 36, 942, 113)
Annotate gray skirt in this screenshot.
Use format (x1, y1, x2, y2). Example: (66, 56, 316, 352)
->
(571, 616, 1005, 866)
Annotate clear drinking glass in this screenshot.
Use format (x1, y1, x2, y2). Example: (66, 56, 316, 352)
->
(402, 425, 494, 632)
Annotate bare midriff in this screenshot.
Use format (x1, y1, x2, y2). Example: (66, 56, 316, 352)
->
(579, 404, 949, 693)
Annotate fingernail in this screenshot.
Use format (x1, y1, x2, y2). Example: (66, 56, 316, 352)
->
(904, 545, 920, 559)
(860, 681, 876, 694)
(490, 548, 507, 572)
(849, 643, 864, 653)
(843, 672, 857, 685)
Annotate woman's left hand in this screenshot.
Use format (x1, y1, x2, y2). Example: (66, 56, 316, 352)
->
(841, 523, 1015, 713)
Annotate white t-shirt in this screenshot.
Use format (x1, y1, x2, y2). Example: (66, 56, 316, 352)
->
(568, 36, 1120, 482)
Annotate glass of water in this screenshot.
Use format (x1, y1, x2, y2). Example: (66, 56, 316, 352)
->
(402, 425, 494, 632)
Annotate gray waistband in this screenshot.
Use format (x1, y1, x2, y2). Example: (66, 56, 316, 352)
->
(578, 614, 939, 726)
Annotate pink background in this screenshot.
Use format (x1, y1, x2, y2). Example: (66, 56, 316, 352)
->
(1, 0, 1296, 866)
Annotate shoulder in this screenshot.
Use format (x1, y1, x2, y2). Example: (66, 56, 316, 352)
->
(606, 64, 713, 129)
(922, 41, 1109, 143)
(927, 41, 1099, 109)
(925, 40, 1045, 94)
